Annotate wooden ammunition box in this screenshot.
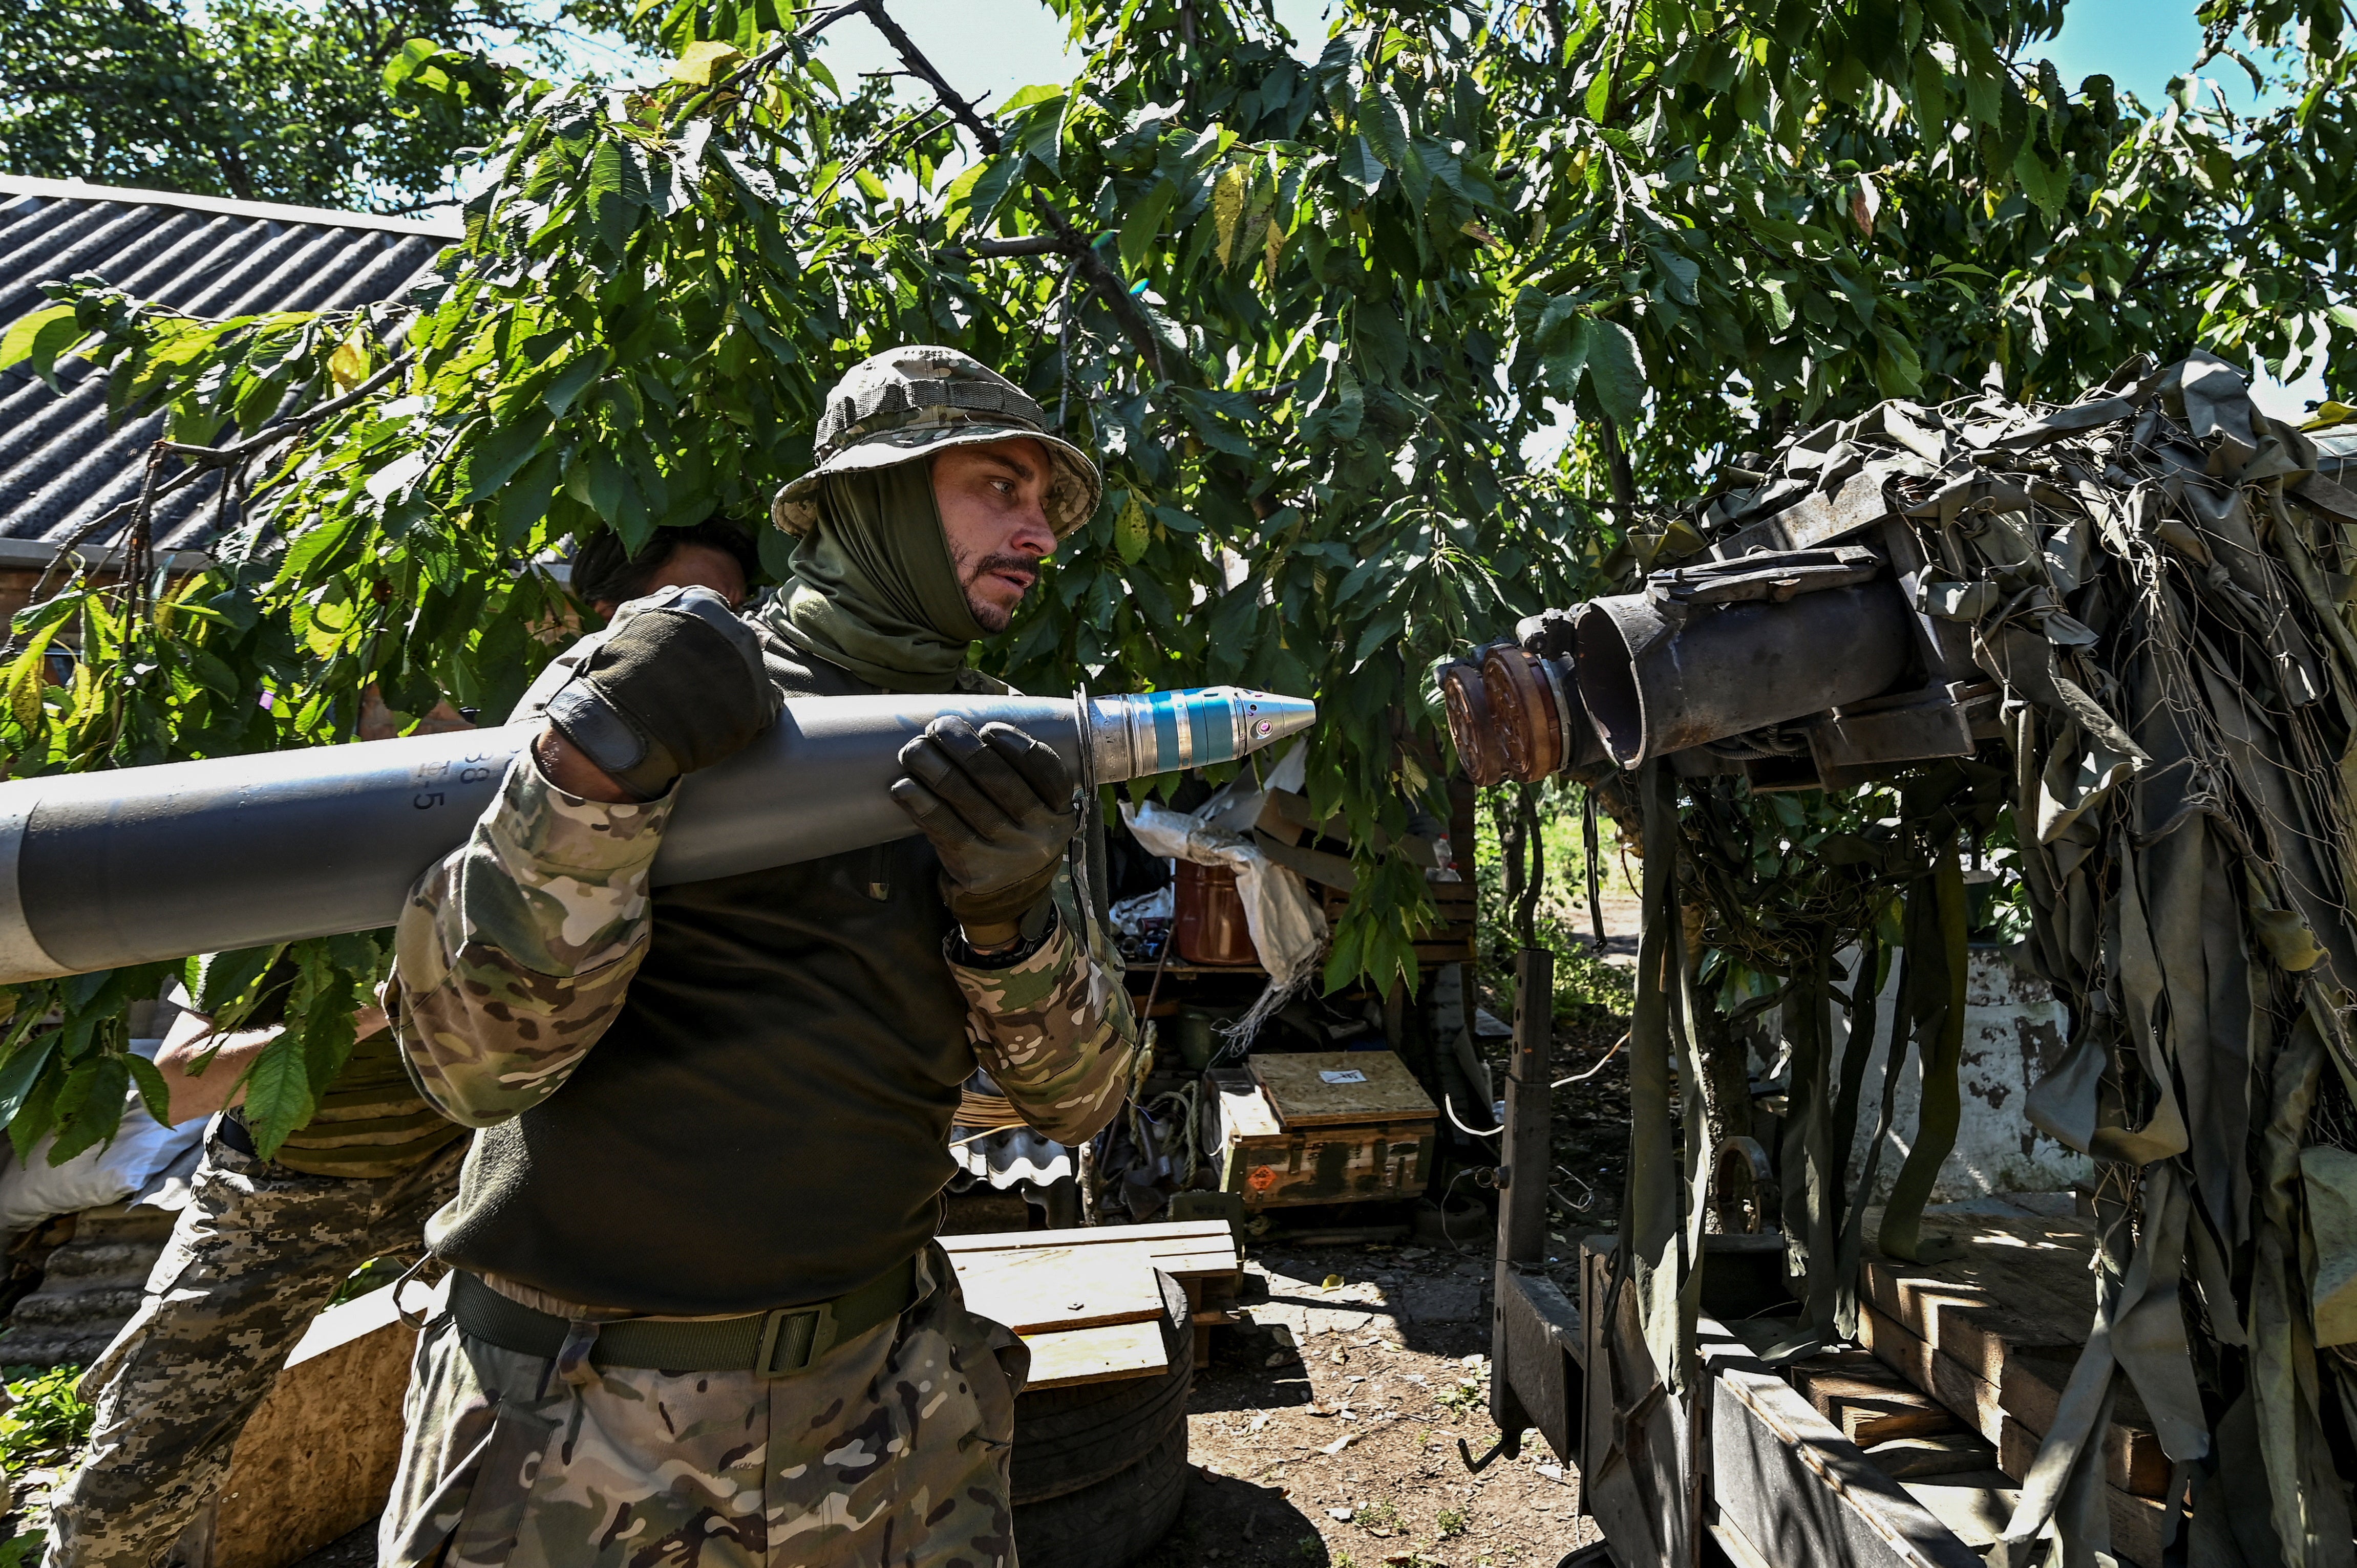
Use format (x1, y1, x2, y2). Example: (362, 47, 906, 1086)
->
(1205, 1051, 1438, 1210)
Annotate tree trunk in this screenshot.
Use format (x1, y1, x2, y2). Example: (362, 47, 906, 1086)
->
(1681, 898, 1755, 1230)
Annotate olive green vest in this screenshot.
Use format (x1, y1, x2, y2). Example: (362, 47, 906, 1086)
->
(424, 644, 978, 1313)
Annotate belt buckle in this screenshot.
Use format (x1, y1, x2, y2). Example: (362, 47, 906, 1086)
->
(755, 1301, 838, 1378)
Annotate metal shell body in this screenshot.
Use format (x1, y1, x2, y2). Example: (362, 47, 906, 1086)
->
(1445, 646, 1609, 785)
(1441, 658, 1511, 787)
(0, 685, 1313, 983)
(1571, 583, 1913, 766)
(1481, 646, 1564, 781)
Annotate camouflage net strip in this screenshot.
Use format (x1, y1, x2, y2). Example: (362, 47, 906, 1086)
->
(1633, 354, 2357, 1568)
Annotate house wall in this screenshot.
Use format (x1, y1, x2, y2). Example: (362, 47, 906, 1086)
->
(1831, 944, 2089, 1204)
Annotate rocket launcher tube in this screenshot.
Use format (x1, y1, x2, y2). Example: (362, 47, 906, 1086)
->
(0, 685, 1313, 984)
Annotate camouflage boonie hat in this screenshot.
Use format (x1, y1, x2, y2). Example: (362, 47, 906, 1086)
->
(772, 346, 1103, 538)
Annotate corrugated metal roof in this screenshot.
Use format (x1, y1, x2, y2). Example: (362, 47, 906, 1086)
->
(0, 177, 461, 559)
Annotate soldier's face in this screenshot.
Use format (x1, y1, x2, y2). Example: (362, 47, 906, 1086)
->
(592, 543, 749, 619)
(932, 440, 1056, 634)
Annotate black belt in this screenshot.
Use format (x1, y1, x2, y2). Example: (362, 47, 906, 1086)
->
(216, 1113, 258, 1158)
(448, 1256, 919, 1377)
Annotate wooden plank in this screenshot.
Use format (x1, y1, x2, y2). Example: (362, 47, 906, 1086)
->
(1998, 1346, 2171, 1498)
(942, 1221, 1242, 1370)
(938, 1219, 1233, 1254)
(1858, 1213, 2173, 1503)
(213, 1279, 439, 1568)
(947, 1240, 1237, 1281)
(1862, 1211, 2103, 1329)
(1864, 1434, 2002, 1480)
(1707, 1350, 1986, 1568)
(1790, 1364, 1962, 1445)
(2106, 1477, 2170, 1568)
(942, 1223, 1238, 1277)
(1019, 1319, 1169, 1390)
(1859, 1217, 2090, 1390)
(951, 1248, 1165, 1335)
(1861, 1302, 2172, 1501)
(1861, 1302, 2011, 1442)
(1248, 1049, 1439, 1127)
(1860, 1253, 2079, 1383)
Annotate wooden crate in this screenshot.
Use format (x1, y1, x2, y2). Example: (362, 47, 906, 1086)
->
(1205, 1053, 1438, 1210)
(1314, 877, 1477, 966)
(941, 1218, 1242, 1377)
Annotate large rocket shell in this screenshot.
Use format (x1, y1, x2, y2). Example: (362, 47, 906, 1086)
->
(0, 686, 1312, 982)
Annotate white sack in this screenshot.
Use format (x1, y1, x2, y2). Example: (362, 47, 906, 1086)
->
(1121, 799, 1327, 989)
(0, 1040, 206, 1228)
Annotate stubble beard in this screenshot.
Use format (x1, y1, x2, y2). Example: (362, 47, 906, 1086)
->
(953, 547, 1036, 635)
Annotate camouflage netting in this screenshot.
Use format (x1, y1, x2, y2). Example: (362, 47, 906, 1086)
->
(1611, 352, 2357, 1568)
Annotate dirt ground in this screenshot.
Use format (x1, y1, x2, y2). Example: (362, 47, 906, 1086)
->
(1142, 1239, 1597, 1568)
(1127, 1005, 1634, 1568)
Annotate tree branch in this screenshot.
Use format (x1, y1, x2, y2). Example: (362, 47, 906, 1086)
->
(857, 0, 1170, 380)
(962, 234, 1065, 257)
(854, 0, 1001, 154)
(1037, 207, 1167, 379)
(2121, 227, 2171, 296)
(794, 0, 872, 36)
(1597, 414, 1638, 508)
(159, 354, 412, 467)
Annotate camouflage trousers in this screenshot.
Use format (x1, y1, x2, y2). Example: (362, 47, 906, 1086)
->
(45, 1121, 466, 1568)
(380, 1244, 1028, 1568)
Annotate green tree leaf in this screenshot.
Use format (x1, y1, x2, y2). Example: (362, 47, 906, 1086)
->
(0, 1035, 59, 1130)
(1115, 491, 1151, 564)
(1584, 318, 1646, 429)
(1124, 179, 1180, 274)
(0, 303, 81, 390)
(457, 410, 555, 503)
(1356, 81, 1408, 169)
(45, 1053, 127, 1166)
(1335, 135, 1385, 195)
(239, 1032, 315, 1161)
(125, 1052, 173, 1127)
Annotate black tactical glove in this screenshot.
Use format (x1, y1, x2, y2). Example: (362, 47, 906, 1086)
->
(890, 717, 1078, 950)
(544, 585, 777, 801)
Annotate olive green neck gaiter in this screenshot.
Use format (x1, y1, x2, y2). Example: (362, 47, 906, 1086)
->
(762, 461, 986, 694)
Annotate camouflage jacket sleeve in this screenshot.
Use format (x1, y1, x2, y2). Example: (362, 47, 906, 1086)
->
(388, 754, 670, 1128)
(950, 864, 1140, 1145)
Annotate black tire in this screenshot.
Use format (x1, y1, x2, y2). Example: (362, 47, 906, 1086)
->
(1010, 1271, 1193, 1504)
(1012, 1422, 1190, 1568)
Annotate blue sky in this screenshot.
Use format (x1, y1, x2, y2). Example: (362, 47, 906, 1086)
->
(2037, 0, 2277, 114)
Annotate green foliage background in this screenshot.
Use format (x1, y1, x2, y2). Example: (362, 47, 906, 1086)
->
(0, 0, 554, 212)
(0, 0, 2348, 1158)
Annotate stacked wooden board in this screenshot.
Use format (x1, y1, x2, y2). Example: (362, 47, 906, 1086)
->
(1855, 1210, 2172, 1565)
(1787, 1348, 1979, 1449)
(1251, 779, 1479, 968)
(1204, 1050, 1439, 1210)
(941, 1217, 1242, 1385)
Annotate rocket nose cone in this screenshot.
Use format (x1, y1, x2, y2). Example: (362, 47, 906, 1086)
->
(1229, 689, 1318, 754)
